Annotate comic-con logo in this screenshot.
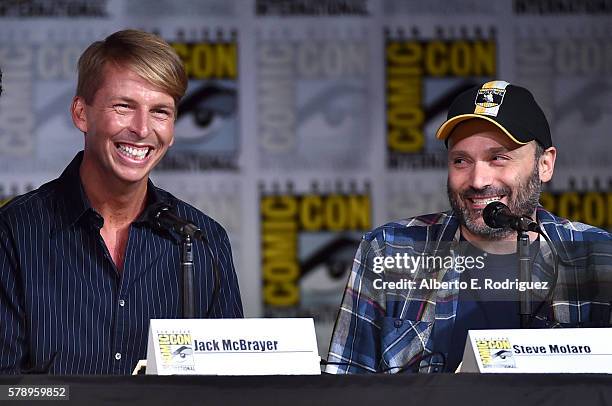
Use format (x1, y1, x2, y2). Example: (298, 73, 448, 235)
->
(260, 182, 371, 313)
(476, 338, 516, 368)
(385, 26, 496, 169)
(256, 29, 369, 171)
(155, 30, 239, 171)
(540, 179, 612, 231)
(157, 331, 195, 370)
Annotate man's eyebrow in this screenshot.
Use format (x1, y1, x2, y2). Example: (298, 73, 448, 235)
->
(448, 150, 466, 158)
(110, 96, 136, 104)
(449, 146, 512, 156)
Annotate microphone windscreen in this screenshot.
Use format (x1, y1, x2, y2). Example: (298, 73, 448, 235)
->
(144, 202, 172, 230)
(482, 201, 509, 229)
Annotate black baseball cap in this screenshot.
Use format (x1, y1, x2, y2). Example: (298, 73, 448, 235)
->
(435, 80, 552, 149)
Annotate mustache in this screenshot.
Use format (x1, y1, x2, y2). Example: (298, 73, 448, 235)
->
(460, 186, 511, 200)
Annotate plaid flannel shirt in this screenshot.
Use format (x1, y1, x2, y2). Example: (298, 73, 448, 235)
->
(326, 207, 612, 374)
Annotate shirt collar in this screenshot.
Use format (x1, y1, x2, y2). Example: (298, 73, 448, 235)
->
(55, 151, 94, 230)
(54, 151, 171, 231)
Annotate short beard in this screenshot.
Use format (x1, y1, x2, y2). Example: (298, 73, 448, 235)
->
(447, 165, 542, 240)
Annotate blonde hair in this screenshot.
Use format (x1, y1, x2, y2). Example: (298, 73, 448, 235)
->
(76, 29, 187, 106)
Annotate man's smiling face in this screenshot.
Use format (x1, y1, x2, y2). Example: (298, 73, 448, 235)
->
(446, 119, 544, 241)
(72, 63, 176, 189)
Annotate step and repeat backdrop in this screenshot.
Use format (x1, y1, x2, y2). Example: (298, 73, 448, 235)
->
(1, 0, 611, 354)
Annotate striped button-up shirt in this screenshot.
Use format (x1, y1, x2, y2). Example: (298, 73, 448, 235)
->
(0, 152, 243, 374)
(326, 208, 612, 374)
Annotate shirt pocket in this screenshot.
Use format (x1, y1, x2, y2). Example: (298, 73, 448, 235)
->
(380, 316, 434, 373)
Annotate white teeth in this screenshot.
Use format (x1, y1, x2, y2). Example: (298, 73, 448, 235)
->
(472, 197, 502, 204)
(117, 144, 149, 160)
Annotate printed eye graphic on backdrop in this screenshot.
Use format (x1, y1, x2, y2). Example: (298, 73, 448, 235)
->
(174, 81, 237, 146)
(298, 233, 365, 323)
(555, 81, 612, 125)
(385, 26, 496, 170)
(36, 89, 75, 130)
(297, 83, 364, 134)
(424, 80, 479, 126)
(552, 79, 612, 169)
(294, 82, 367, 168)
(300, 235, 361, 280)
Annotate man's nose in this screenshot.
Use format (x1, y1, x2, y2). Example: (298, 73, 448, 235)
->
(128, 109, 150, 138)
(469, 161, 493, 190)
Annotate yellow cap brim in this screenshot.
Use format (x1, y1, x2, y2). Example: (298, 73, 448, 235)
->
(435, 114, 527, 146)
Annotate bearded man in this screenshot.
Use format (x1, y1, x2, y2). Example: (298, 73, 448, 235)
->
(325, 81, 612, 374)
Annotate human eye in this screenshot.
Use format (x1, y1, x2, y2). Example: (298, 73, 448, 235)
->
(152, 108, 173, 120)
(450, 156, 469, 167)
(113, 103, 131, 113)
(491, 155, 510, 163)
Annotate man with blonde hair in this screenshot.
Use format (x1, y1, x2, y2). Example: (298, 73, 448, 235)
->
(0, 29, 243, 375)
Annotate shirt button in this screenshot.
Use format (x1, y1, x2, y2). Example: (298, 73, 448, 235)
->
(115, 352, 122, 360)
(119, 299, 125, 307)
(394, 320, 403, 328)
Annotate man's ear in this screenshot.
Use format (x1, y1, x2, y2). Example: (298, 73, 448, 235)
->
(71, 96, 88, 133)
(538, 146, 557, 183)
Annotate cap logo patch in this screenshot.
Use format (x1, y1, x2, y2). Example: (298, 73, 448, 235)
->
(475, 87, 506, 109)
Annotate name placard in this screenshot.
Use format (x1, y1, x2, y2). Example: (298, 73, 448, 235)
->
(460, 328, 612, 373)
(145, 318, 320, 375)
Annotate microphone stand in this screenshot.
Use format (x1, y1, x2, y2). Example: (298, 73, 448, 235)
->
(518, 231, 532, 328)
(147, 202, 221, 319)
(181, 234, 195, 319)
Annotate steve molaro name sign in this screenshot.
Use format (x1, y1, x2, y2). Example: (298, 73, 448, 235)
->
(513, 344, 592, 355)
(461, 328, 612, 374)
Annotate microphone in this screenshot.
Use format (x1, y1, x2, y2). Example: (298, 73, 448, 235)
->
(145, 201, 220, 318)
(147, 202, 205, 241)
(482, 201, 541, 233)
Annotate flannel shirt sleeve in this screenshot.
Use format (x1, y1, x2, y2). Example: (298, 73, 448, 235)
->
(325, 234, 386, 373)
